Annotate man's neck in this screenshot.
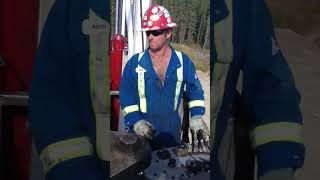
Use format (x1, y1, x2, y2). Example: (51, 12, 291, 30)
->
(149, 43, 171, 85)
(149, 43, 170, 57)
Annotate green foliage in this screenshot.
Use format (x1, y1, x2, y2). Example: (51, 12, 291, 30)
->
(154, 0, 210, 49)
(110, 0, 210, 50)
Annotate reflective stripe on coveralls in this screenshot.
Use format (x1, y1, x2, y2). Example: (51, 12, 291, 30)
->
(212, 0, 234, 177)
(123, 104, 140, 116)
(174, 50, 183, 111)
(137, 52, 147, 112)
(40, 137, 94, 175)
(136, 50, 184, 112)
(211, 0, 233, 148)
(188, 100, 205, 108)
(88, 9, 110, 162)
(253, 122, 303, 147)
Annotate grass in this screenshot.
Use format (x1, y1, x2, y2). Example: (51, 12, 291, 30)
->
(171, 43, 210, 73)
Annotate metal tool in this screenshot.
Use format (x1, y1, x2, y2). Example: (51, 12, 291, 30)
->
(197, 130, 203, 151)
(191, 130, 195, 153)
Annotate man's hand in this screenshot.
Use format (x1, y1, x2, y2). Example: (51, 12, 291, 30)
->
(259, 168, 295, 180)
(189, 115, 209, 137)
(133, 120, 155, 139)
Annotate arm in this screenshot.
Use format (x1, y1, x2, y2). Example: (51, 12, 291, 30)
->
(29, 0, 105, 179)
(184, 54, 209, 136)
(184, 54, 206, 117)
(119, 56, 144, 130)
(242, 0, 305, 177)
(119, 55, 155, 139)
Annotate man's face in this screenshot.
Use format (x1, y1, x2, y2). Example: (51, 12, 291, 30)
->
(146, 29, 171, 50)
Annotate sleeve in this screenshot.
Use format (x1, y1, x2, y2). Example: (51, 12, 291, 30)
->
(184, 53, 206, 117)
(28, 0, 105, 179)
(242, 0, 305, 176)
(119, 56, 144, 129)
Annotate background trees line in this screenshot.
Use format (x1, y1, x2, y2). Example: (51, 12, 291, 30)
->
(155, 0, 210, 50)
(111, 0, 210, 50)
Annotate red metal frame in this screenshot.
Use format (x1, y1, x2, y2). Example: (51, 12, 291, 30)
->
(110, 34, 126, 131)
(0, 0, 39, 179)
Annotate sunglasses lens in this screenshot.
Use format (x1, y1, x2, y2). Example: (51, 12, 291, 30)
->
(146, 30, 165, 37)
(146, 31, 152, 36)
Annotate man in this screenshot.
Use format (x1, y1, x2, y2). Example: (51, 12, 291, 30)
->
(119, 4, 209, 149)
(29, 0, 110, 179)
(211, 0, 305, 180)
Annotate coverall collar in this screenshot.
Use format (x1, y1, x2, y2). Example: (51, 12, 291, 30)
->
(89, 0, 109, 19)
(138, 46, 182, 81)
(213, 0, 230, 23)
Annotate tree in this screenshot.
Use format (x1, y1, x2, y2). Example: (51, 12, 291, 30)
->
(202, 14, 210, 51)
(124, 0, 210, 46)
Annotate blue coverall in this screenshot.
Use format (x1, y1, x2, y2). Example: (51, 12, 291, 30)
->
(29, 0, 109, 179)
(211, 0, 305, 179)
(119, 47, 205, 149)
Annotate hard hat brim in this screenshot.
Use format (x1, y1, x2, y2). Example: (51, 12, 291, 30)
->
(140, 23, 177, 32)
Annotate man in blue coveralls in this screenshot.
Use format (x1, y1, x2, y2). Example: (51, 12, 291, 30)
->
(119, 4, 209, 149)
(29, 0, 111, 179)
(211, 0, 305, 180)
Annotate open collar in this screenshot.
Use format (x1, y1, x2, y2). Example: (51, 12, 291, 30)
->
(137, 46, 182, 80)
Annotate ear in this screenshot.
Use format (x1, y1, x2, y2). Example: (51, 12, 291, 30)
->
(165, 28, 173, 39)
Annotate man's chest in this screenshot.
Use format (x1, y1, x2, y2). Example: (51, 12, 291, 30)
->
(151, 55, 171, 82)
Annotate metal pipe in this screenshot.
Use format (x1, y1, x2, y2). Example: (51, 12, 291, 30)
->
(116, 0, 124, 35)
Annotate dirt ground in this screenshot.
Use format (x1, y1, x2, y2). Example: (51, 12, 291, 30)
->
(196, 70, 210, 129)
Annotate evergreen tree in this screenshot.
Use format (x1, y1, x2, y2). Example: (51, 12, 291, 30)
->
(111, 0, 210, 49)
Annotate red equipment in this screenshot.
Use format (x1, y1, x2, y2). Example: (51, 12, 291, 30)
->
(0, 0, 39, 179)
(110, 34, 126, 130)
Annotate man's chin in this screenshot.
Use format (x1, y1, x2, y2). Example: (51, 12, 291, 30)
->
(149, 44, 156, 49)
(149, 45, 160, 51)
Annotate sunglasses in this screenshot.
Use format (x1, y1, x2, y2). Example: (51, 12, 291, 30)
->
(146, 29, 167, 37)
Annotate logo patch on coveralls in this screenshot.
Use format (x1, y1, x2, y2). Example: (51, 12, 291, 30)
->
(82, 16, 109, 35)
(135, 66, 146, 74)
